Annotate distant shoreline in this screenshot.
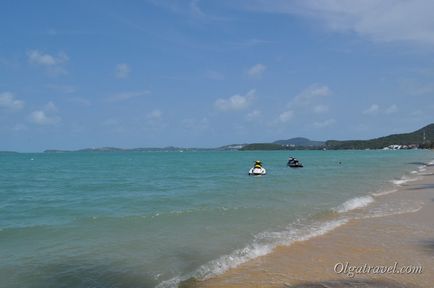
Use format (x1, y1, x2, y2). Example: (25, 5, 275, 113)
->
(2, 122, 433, 153)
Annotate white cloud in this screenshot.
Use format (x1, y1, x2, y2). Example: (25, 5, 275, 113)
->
(27, 50, 68, 66)
(44, 101, 58, 112)
(147, 0, 228, 21)
(292, 84, 331, 106)
(214, 89, 255, 111)
(116, 63, 131, 79)
(190, 0, 205, 17)
(30, 110, 61, 125)
(27, 50, 69, 75)
(279, 110, 294, 123)
(247, 64, 266, 78)
(0, 92, 24, 110)
(363, 104, 398, 115)
(313, 104, 329, 113)
(385, 104, 398, 114)
(313, 118, 336, 128)
(246, 0, 434, 46)
(144, 109, 167, 130)
(363, 104, 380, 115)
(245, 110, 262, 121)
(108, 90, 150, 102)
(274, 84, 331, 126)
(147, 109, 162, 120)
(29, 101, 61, 125)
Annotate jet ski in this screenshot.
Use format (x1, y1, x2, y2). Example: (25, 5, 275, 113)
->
(249, 160, 267, 176)
(287, 157, 303, 168)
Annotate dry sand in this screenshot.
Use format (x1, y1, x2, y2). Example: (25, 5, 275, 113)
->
(184, 163, 434, 288)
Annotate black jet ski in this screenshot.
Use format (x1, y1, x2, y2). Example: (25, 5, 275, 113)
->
(287, 157, 303, 168)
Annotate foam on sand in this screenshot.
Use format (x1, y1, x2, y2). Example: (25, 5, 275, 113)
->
(156, 218, 348, 288)
(372, 189, 398, 197)
(418, 165, 427, 172)
(390, 175, 420, 186)
(334, 196, 374, 213)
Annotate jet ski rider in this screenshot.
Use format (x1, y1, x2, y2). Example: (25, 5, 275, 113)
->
(254, 160, 262, 168)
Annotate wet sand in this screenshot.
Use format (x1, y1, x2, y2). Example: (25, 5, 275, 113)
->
(185, 163, 434, 288)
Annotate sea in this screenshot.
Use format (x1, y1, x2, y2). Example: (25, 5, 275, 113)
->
(1, 150, 433, 288)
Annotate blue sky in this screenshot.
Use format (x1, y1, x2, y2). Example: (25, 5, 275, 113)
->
(1, 0, 434, 151)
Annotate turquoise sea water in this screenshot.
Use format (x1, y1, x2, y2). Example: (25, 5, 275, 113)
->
(1, 150, 433, 288)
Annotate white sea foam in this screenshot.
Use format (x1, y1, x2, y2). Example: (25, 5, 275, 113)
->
(390, 175, 420, 186)
(362, 201, 424, 219)
(372, 189, 398, 197)
(418, 166, 426, 172)
(156, 218, 348, 288)
(391, 179, 408, 185)
(334, 196, 374, 213)
(418, 165, 427, 172)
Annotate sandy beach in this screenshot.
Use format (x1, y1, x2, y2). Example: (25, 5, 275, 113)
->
(184, 162, 434, 288)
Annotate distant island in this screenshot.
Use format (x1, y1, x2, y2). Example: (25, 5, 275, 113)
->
(240, 137, 325, 151)
(273, 137, 325, 147)
(325, 123, 434, 150)
(241, 123, 434, 151)
(44, 146, 217, 153)
(41, 123, 434, 153)
(240, 123, 434, 151)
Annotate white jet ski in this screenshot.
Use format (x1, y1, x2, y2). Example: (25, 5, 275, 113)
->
(249, 166, 267, 176)
(248, 160, 267, 176)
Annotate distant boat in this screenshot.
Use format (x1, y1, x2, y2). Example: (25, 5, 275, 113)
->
(287, 157, 303, 168)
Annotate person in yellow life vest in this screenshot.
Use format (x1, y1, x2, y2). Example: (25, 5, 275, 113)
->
(254, 160, 262, 168)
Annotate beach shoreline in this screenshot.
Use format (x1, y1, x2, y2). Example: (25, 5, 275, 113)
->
(183, 160, 434, 288)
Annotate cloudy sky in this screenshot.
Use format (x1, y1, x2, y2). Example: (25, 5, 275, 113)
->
(1, 0, 434, 151)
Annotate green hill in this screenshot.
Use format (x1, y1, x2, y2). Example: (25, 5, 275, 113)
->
(326, 123, 434, 149)
(240, 142, 325, 151)
(273, 137, 324, 147)
(239, 143, 285, 151)
(240, 123, 434, 151)
(240, 137, 325, 151)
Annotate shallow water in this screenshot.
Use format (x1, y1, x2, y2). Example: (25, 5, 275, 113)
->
(0, 150, 432, 288)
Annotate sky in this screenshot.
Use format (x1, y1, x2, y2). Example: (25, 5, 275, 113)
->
(1, 0, 434, 152)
